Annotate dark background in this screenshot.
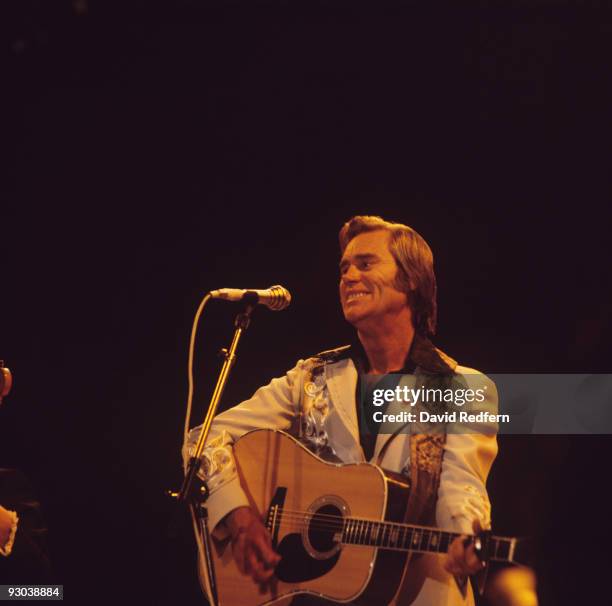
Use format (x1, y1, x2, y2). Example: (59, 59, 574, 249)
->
(2, 1, 611, 604)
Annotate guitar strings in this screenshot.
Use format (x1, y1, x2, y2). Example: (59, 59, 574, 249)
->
(267, 510, 500, 549)
(268, 508, 464, 540)
(263, 510, 504, 555)
(272, 508, 430, 531)
(269, 507, 463, 533)
(273, 508, 487, 538)
(269, 514, 391, 534)
(264, 512, 457, 551)
(270, 507, 459, 532)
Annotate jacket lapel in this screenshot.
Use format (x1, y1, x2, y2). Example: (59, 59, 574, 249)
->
(324, 358, 364, 461)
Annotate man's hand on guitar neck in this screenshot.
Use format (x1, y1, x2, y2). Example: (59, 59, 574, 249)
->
(444, 519, 487, 578)
(225, 506, 281, 584)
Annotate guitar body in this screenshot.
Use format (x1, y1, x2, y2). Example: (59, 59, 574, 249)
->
(195, 429, 411, 606)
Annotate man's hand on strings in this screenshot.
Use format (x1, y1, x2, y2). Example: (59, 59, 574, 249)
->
(226, 506, 281, 585)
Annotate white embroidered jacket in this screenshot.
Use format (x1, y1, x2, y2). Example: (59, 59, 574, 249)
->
(183, 353, 498, 541)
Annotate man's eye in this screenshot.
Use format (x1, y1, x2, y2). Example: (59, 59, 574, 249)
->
(359, 261, 371, 270)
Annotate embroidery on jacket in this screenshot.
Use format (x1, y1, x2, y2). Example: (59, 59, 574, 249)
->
(413, 434, 446, 475)
(402, 370, 451, 524)
(191, 431, 237, 493)
(297, 358, 338, 460)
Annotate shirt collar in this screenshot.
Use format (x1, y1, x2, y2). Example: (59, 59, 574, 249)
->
(349, 332, 456, 375)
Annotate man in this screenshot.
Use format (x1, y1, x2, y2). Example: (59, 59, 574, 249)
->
(184, 215, 498, 604)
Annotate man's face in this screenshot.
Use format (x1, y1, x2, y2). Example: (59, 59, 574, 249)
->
(339, 230, 409, 328)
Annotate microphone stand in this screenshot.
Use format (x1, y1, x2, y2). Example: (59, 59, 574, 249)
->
(179, 295, 257, 504)
(174, 297, 257, 605)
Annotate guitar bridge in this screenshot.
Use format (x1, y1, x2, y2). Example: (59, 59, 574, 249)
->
(267, 505, 279, 533)
(265, 487, 287, 547)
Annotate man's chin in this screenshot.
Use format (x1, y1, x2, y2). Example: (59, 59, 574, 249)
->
(343, 308, 370, 327)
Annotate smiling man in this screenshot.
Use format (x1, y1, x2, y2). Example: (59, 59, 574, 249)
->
(339, 227, 422, 374)
(184, 215, 498, 605)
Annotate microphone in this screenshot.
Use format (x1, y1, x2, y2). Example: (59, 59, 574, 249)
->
(209, 285, 292, 311)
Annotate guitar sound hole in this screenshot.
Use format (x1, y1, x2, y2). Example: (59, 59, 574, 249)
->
(308, 504, 343, 553)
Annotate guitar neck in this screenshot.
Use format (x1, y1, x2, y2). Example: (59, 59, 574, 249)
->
(339, 517, 517, 563)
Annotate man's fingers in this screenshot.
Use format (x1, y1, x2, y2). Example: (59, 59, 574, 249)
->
(445, 535, 485, 576)
(230, 514, 281, 584)
(464, 543, 483, 572)
(253, 534, 281, 568)
(254, 566, 275, 583)
(246, 548, 275, 583)
(455, 539, 482, 573)
(246, 550, 261, 578)
(469, 519, 488, 571)
(444, 535, 466, 574)
(232, 533, 248, 575)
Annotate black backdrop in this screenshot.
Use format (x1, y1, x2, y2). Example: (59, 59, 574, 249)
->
(3, 2, 612, 604)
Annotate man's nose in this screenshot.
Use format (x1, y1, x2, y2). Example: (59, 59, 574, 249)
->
(341, 264, 361, 283)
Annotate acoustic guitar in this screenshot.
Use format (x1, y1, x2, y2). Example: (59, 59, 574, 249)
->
(190, 429, 522, 606)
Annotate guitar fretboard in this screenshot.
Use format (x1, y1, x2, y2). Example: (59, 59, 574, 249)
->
(339, 518, 515, 562)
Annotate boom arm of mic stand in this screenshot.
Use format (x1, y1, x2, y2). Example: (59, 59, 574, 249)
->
(178, 300, 256, 503)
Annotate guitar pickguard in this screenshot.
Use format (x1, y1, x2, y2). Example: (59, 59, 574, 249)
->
(268, 488, 343, 583)
(275, 533, 340, 583)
